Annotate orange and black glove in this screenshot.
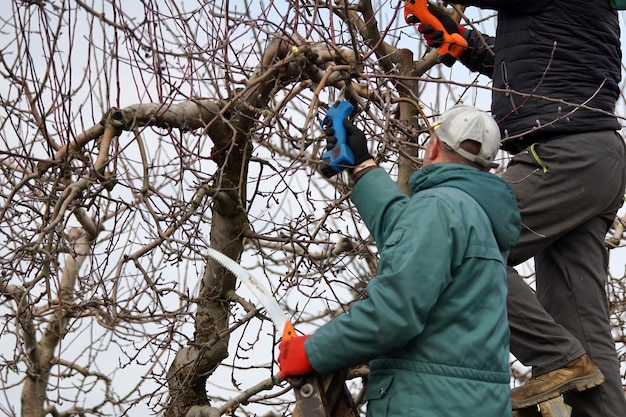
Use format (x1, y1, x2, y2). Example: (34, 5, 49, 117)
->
(419, 23, 466, 48)
(416, 4, 466, 48)
(278, 335, 313, 379)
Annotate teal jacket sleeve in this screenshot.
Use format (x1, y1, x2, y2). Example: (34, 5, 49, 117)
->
(349, 168, 410, 248)
(304, 191, 465, 375)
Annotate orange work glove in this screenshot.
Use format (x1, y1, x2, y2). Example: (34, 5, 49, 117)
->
(278, 335, 313, 379)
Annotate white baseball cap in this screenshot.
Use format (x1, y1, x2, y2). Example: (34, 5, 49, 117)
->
(433, 105, 501, 168)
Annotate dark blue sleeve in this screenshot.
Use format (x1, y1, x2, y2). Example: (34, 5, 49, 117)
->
(459, 29, 495, 78)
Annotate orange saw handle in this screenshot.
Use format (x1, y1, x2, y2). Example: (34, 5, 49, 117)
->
(282, 321, 297, 341)
(281, 321, 306, 387)
(404, 0, 468, 66)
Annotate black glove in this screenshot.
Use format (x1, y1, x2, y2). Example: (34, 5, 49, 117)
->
(324, 118, 373, 166)
(417, 5, 465, 48)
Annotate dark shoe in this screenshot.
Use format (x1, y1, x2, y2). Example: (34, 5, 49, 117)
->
(511, 354, 605, 410)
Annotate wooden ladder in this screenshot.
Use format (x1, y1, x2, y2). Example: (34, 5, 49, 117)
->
(292, 370, 360, 417)
(513, 397, 572, 417)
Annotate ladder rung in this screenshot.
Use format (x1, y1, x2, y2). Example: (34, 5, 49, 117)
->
(512, 397, 572, 417)
(539, 397, 572, 417)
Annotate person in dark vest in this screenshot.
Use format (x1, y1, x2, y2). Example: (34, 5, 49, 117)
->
(416, 1, 626, 415)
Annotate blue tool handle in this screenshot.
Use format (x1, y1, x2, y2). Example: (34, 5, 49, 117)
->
(320, 100, 355, 178)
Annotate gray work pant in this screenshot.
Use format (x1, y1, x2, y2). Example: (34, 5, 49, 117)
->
(502, 131, 626, 417)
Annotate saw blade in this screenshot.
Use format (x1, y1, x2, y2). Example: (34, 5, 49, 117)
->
(205, 247, 293, 339)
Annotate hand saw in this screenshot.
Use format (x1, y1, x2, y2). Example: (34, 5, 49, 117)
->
(205, 247, 296, 342)
(205, 248, 359, 417)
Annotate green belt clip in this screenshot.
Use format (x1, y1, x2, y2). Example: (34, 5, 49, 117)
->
(530, 143, 548, 174)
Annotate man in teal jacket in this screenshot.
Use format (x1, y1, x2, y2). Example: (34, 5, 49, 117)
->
(278, 105, 521, 416)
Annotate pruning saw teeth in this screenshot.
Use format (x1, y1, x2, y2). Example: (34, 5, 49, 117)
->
(205, 247, 296, 342)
